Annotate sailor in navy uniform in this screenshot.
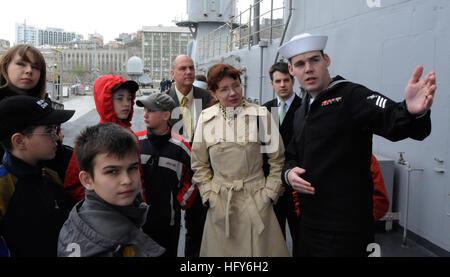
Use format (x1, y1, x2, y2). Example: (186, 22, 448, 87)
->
(280, 33, 437, 257)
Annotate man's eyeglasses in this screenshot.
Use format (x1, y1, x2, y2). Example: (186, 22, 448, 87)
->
(30, 126, 60, 140)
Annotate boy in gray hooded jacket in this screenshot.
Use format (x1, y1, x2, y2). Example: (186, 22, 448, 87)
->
(57, 123, 165, 257)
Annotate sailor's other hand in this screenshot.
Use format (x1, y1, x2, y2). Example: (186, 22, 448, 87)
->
(287, 167, 315, 195)
(405, 65, 436, 115)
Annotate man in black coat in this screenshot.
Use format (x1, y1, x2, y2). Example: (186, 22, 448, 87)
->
(160, 78, 166, 92)
(262, 62, 301, 255)
(279, 33, 436, 257)
(167, 55, 212, 257)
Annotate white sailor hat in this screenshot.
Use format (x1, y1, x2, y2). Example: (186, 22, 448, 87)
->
(278, 33, 328, 60)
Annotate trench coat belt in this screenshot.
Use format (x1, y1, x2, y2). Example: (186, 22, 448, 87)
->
(223, 180, 265, 238)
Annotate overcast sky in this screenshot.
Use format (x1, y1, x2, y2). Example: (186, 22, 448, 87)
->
(0, 0, 253, 44)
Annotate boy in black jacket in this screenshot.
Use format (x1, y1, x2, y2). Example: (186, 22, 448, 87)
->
(0, 95, 74, 256)
(136, 93, 197, 257)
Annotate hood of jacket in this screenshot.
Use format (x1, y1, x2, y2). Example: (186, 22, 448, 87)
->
(93, 75, 136, 128)
(79, 190, 148, 237)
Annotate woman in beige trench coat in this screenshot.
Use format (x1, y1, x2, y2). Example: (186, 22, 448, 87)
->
(191, 64, 289, 257)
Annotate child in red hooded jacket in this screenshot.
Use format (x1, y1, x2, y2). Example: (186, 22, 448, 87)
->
(64, 75, 142, 203)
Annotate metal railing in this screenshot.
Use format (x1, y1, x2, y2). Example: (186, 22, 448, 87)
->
(198, 0, 285, 63)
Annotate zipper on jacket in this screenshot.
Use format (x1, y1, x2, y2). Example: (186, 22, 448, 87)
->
(170, 191, 175, 226)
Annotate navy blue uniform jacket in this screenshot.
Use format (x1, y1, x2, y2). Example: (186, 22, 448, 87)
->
(282, 76, 431, 232)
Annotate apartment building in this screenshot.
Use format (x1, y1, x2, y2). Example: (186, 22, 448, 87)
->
(141, 26, 192, 81)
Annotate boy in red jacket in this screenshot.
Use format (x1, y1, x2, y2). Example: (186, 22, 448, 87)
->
(64, 75, 140, 203)
(371, 155, 390, 221)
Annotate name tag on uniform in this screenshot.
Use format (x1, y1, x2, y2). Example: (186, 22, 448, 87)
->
(321, 97, 342, 107)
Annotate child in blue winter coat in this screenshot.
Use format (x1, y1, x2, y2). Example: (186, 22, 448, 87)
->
(0, 95, 75, 257)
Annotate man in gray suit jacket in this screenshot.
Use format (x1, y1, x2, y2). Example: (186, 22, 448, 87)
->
(167, 55, 212, 257)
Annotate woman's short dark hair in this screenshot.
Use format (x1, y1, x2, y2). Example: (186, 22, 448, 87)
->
(75, 123, 140, 177)
(0, 44, 47, 99)
(207, 64, 242, 92)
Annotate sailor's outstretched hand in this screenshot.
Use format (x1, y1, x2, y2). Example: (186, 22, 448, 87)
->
(405, 65, 436, 115)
